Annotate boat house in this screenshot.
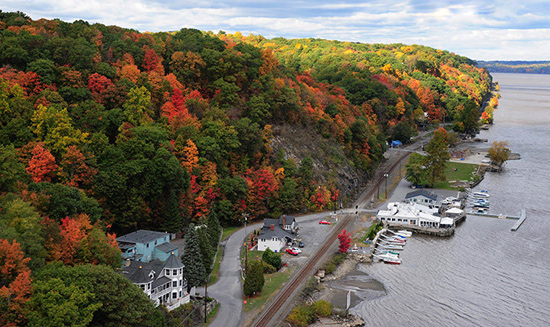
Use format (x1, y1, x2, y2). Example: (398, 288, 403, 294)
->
(377, 202, 453, 229)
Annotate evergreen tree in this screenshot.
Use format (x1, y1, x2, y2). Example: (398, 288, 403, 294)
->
(243, 260, 264, 297)
(206, 210, 221, 248)
(181, 224, 206, 291)
(161, 189, 183, 233)
(197, 226, 214, 274)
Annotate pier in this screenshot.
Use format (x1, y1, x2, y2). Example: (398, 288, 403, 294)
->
(511, 209, 527, 231)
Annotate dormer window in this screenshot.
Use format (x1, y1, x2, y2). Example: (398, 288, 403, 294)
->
(166, 269, 171, 276)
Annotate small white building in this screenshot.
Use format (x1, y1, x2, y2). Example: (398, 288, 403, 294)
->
(257, 215, 298, 252)
(377, 202, 454, 229)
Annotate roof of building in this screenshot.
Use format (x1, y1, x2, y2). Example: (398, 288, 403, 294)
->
(152, 276, 171, 289)
(259, 224, 294, 241)
(156, 242, 178, 253)
(278, 215, 296, 226)
(163, 253, 184, 269)
(445, 207, 464, 214)
(405, 189, 438, 200)
(129, 265, 151, 284)
(117, 230, 169, 244)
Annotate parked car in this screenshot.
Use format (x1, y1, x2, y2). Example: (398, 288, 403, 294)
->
(319, 220, 331, 225)
(286, 248, 299, 256)
(298, 241, 305, 248)
(290, 247, 302, 254)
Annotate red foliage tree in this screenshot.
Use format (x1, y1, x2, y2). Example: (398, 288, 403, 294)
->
(26, 143, 58, 183)
(245, 168, 279, 218)
(337, 230, 351, 253)
(59, 145, 98, 189)
(0, 239, 33, 326)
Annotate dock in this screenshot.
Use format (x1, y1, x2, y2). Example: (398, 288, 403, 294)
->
(511, 209, 527, 231)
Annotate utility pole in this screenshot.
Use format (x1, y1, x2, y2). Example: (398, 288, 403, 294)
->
(384, 173, 389, 199)
(242, 213, 249, 273)
(204, 279, 208, 323)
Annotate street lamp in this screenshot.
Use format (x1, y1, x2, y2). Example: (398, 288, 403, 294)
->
(384, 173, 389, 199)
(242, 213, 249, 273)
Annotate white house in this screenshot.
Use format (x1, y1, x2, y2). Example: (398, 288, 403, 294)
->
(377, 202, 453, 229)
(122, 252, 190, 311)
(405, 190, 438, 206)
(257, 215, 298, 252)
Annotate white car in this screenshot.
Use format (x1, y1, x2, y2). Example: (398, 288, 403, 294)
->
(290, 247, 302, 254)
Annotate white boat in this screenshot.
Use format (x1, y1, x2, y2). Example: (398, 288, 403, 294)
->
(473, 191, 490, 198)
(397, 230, 413, 237)
(375, 249, 400, 256)
(386, 230, 410, 238)
(381, 235, 406, 243)
(379, 239, 405, 246)
(382, 256, 401, 264)
(374, 253, 400, 261)
(378, 243, 405, 250)
(375, 249, 399, 258)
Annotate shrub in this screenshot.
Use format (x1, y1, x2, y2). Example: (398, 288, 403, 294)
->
(286, 305, 315, 327)
(261, 261, 276, 274)
(262, 248, 282, 270)
(312, 300, 332, 317)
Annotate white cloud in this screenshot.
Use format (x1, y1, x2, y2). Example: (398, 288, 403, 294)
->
(1, 0, 549, 60)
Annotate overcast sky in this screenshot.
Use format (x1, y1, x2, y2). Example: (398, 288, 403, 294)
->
(3, 0, 549, 60)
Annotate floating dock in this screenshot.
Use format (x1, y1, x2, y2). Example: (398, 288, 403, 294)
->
(511, 209, 527, 231)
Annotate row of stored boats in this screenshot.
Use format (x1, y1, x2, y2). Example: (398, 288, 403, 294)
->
(468, 190, 491, 214)
(373, 229, 412, 265)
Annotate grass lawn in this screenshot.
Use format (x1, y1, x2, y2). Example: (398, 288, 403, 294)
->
(433, 161, 478, 190)
(208, 246, 223, 285)
(221, 226, 241, 241)
(242, 269, 294, 313)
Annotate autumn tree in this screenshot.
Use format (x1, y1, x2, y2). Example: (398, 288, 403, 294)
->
(26, 142, 58, 183)
(405, 153, 428, 187)
(488, 141, 511, 167)
(121, 86, 154, 127)
(0, 239, 33, 326)
(59, 145, 98, 189)
(424, 127, 450, 187)
(337, 229, 351, 253)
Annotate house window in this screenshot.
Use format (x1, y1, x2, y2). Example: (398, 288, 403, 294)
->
(166, 269, 170, 276)
(179, 291, 182, 297)
(173, 281, 177, 287)
(179, 268, 182, 274)
(179, 279, 182, 286)
(147, 283, 151, 290)
(146, 243, 149, 248)
(172, 292, 177, 299)
(140, 284, 145, 290)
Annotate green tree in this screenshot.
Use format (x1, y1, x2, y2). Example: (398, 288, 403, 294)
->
(161, 190, 183, 234)
(206, 210, 221, 248)
(28, 263, 164, 327)
(404, 153, 428, 187)
(424, 127, 450, 187)
(243, 260, 264, 297)
(488, 140, 511, 167)
(261, 248, 282, 271)
(121, 86, 154, 128)
(0, 145, 27, 192)
(181, 224, 206, 291)
(197, 226, 214, 274)
(0, 197, 47, 270)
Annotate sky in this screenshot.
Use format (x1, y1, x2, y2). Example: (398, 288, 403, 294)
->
(3, 0, 550, 61)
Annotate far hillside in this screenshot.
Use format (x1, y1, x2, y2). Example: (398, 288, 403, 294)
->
(477, 60, 550, 74)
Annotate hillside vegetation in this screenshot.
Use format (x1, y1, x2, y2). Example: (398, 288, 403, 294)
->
(0, 11, 492, 326)
(477, 60, 550, 74)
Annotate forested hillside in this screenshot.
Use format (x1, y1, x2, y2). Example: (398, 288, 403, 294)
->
(0, 11, 492, 325)
(477, 60, 550, 74)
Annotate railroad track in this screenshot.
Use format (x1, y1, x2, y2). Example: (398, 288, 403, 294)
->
(252, 215, 354, 327)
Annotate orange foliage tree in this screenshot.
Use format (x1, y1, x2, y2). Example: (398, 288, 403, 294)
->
(0, 239, 33, 326)
(26, 143, 58, 183)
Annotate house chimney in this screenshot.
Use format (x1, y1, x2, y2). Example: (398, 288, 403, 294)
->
(282, 215, 286, 228)
(125, 259, 131, 267)
(270, 224, 274, 231)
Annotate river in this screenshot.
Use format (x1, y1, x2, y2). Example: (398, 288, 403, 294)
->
(351, 73, 550, 327)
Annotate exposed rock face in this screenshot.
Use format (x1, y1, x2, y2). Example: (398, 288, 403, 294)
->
(271, 125, 367, 198)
